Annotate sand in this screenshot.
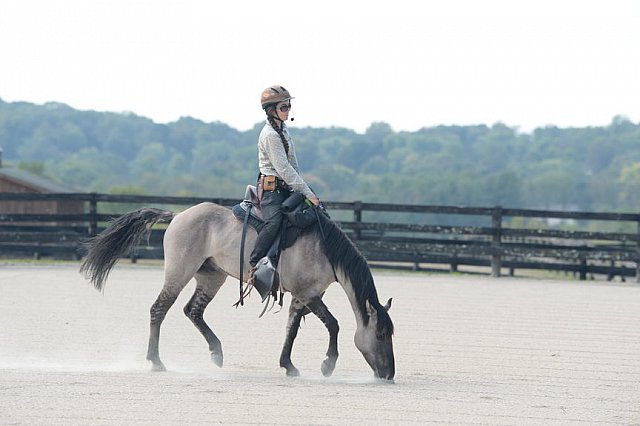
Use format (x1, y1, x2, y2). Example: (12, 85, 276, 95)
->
(1, 264, 639, 425)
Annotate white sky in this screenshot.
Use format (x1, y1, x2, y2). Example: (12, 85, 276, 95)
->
(1, 0, 639, 133)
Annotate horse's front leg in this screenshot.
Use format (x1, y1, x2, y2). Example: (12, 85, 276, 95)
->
(306, 296, 339, 377)
(279, 298, 310, 377)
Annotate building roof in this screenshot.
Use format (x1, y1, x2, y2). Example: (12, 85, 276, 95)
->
(0, 166, 79, 193)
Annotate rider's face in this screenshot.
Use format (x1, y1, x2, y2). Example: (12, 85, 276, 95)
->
(275, 101, 291, 122)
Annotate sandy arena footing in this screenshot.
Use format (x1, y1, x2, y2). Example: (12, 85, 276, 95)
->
(1, 264, 639, 425)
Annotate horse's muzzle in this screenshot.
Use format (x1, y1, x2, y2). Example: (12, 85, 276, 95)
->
(375, 365, 395, 381)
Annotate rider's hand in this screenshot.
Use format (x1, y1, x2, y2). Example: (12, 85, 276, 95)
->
(309, 196, 321, 206)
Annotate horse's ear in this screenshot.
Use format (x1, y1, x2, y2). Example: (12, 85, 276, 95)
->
(365, 300, 377, 318)
(384, 298, 393, 312)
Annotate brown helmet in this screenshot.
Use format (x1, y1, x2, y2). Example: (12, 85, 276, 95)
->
(260, 85, 293, 109)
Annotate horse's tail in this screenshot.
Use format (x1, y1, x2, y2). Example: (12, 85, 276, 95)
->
(80, 207, 175, 291)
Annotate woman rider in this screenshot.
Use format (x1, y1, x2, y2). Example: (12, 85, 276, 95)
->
(249, 85, 321, 273)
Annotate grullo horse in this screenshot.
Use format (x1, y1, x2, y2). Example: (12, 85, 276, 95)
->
(80, 202, 395, 380)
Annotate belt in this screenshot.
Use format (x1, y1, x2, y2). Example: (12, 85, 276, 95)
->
(259, 175, 291, 192)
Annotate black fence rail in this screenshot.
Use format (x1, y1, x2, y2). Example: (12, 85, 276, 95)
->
(1, 192, 638, 281)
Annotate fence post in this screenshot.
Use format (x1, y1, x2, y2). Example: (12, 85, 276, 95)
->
(88, 192, 98, 236)
(636, 218, 640, 283)
(450, 253, 458, 273)
(579, 254, 587, 281)
(491, 206, 502, 277)
(353, 201, 362, 240)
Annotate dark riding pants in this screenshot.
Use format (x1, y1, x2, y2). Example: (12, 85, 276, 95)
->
(249, 189, 289, 267)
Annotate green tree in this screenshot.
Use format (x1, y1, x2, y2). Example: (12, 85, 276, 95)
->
(18, 160, 46, 176)
(617, 163, 640, 210)
(3, 97, 640, 212)
(131, 142, 167, 178)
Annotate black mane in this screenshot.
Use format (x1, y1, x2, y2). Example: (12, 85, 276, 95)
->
(314, 212, 394, 336)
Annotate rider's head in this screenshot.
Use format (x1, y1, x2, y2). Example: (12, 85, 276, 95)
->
(261, 85, 293, 123)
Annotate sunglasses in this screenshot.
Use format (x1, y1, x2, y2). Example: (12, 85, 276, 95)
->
(278, 103, 291, 112)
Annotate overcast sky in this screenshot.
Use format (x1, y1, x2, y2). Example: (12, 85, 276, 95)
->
(1, 0, 638, 133)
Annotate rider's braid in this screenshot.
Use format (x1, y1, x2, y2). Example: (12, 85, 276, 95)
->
(267, 112, 290, 157)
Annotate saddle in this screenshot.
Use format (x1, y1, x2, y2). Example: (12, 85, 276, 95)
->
(232, 186, 316, 237)
(231, 186, 266, 233)
(232, 185, 317, 306)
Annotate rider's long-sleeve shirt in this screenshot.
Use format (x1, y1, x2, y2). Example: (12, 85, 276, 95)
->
(257, 121, 315, 199)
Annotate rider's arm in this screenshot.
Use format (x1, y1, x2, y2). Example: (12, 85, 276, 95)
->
(262, 132, 316, 200)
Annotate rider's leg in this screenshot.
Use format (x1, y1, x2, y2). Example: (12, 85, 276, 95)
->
(249, 189, 286, 267)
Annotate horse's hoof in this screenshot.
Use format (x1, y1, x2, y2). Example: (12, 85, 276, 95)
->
(321, 359, 336, 377)
(285, 366, 300, 377)
(211, 351, 223, 367)
(150, 362, 167, 372)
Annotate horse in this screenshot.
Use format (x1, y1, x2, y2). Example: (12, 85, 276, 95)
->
(80, 202, 395, 380)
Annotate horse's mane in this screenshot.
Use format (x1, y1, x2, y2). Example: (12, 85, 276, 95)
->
(313, 212, 394, 337)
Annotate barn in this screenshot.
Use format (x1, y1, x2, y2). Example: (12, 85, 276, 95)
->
(0, 152, 86, 259)
(0, 167, 84, 217)
(0, 154, 84, 221)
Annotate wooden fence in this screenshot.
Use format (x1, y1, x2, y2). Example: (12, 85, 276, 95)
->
(1, 192, 638, 281)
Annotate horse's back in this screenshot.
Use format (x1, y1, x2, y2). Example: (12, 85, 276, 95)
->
(163, 202, 247, 277)
(170, 202, 230, 224)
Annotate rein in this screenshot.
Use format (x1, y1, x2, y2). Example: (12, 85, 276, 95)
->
(314, 206, 339, 283)
(236, 203, 252, 307)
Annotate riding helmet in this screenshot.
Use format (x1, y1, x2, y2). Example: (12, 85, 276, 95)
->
(260, 85, 294, 109)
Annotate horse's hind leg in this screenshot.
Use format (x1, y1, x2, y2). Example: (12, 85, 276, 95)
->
(279, 298, 311, 377)
(184, 264, 227, 367)
(306, 296, 340, 377)
(147, 258, 201, 371)
(147, 287, 182, 372)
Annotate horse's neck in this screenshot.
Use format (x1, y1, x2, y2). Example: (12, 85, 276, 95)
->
(338, 275, 368, 328)
(290, 230, 370, 326)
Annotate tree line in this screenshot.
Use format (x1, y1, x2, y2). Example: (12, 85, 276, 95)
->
(1, 98, 639, 216)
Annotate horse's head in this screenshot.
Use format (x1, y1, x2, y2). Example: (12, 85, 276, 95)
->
(354, 298, 395, 381)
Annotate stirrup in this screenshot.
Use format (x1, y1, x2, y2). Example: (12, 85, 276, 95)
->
(252, 257, 277, 302)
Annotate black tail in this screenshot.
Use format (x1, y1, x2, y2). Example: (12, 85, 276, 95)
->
(80, 207, 175, 291)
